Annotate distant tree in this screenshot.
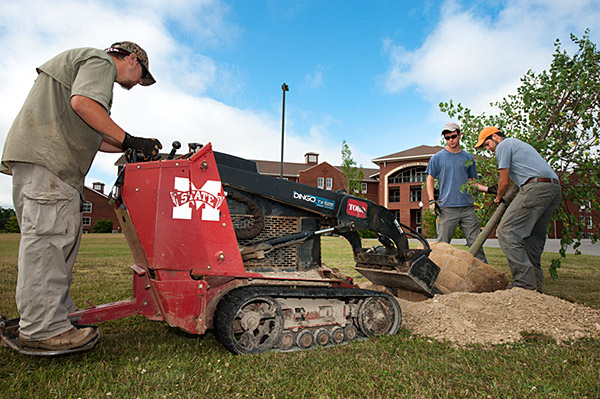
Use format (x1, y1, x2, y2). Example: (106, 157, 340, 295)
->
(92, 220, 113, 233)
(0, 207, 17, 232)
(340, 140, 364, 196)
(422, 209, 465, 239)
(440, 30, 600, 277)
(5, 215, 20, 233)
(422, 209, 438, 239)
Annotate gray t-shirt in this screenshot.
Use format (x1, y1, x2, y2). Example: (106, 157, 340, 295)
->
(496, 137, 558, 186)
(425, 148, 478, 207)
(1, 47, 116, 194)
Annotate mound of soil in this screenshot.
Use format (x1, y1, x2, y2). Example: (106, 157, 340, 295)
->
(396, 288, 600, 345)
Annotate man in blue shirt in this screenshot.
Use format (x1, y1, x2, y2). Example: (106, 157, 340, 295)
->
(476, 127, 562, 291)
(426, 123, 489, 263)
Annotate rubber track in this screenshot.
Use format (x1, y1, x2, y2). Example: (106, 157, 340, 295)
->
(213, 285, 401, 354)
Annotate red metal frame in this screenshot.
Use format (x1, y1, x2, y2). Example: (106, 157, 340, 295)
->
(69, 143, 350, 335)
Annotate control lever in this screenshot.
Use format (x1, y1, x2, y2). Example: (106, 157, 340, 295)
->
(188, 142, 203, 153)
(168, 141, 181, 160)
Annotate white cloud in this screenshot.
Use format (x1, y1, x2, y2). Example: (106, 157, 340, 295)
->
(6, 0, 598, 208)
(380, 0, 600, 114)
(0, 0, 332, 208)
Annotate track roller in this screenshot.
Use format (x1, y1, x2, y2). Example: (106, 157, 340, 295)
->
(314, 328, 330, 346)
(296, 330, 314, 348)
(330, 326, 345, 344)
(278, 332, 295, 350)
(344, 325, 358, 341)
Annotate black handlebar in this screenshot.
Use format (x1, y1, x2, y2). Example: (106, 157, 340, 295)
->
(168, 141, 181, 160)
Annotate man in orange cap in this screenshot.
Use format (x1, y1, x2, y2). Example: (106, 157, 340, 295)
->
(475, 127, 562, 291)
(1, 41, 161, 352)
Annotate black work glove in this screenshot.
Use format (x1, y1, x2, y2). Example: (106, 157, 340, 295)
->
(122, 133, 162, 161)
(487, 184, 498, 195)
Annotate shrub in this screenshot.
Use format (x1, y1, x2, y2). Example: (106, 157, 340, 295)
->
(92, 220, 113, 233)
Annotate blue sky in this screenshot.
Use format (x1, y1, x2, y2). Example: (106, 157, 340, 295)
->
(1, 0, 599, 207)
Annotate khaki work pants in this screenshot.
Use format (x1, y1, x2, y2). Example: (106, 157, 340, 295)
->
(497, 181, 562, 291)
(437, 206, 487, 264)
(12, 162, 82, 341)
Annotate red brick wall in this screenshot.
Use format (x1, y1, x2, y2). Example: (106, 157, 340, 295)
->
(83, 188, 121, 233)
(363, 181, 379, 203)
(297, 163, 379, 203)
(552, 199, 599, 239)
(298, 163, 346, 191)
(377, 159, 430, 231)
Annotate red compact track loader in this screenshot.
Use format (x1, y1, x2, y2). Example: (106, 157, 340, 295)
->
(1, 142, 440, 356)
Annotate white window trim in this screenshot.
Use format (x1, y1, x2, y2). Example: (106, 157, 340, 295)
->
(82, 201, 92, 213)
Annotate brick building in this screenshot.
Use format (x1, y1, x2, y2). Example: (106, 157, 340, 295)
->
(371, 145, 442, 233)
(371, 145, 599, 239)
(82, 182, 121, 233)
(108, 146, 597, 239)
(253, 152, 379, 204)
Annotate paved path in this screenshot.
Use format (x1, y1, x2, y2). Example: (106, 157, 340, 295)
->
(424, 238, 600, 256)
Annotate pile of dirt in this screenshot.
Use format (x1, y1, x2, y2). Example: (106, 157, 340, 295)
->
(396, 288, 600, 345)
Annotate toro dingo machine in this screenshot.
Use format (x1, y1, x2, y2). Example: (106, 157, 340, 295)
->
(1, 142, 439, 355)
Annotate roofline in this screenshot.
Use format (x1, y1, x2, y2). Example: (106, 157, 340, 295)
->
(372, 153, 437, 163)
(84, 185, 109, 199)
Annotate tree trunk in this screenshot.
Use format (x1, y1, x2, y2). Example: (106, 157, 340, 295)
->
(469, 185, 518, 256)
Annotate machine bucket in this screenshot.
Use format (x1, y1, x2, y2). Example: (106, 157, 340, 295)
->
(355, 253, 440, 297)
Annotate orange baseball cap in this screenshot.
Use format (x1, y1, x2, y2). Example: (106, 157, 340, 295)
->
(475, 126, 501, 149)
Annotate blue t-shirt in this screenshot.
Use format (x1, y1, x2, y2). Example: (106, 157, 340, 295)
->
(496, 138, 558, 186)
(426, 149, 477, 207)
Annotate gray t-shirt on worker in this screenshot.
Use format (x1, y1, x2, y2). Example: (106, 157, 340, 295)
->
(496, 137, 558, 187)
(1, 48, 116, 195)
(425, 148, 478, 207)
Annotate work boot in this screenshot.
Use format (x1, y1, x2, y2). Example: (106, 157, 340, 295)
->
(19, 326, 97, 350)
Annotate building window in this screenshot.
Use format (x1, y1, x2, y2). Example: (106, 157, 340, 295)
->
(82, 201, 92, 213)
(361, 183, 367, 194)
(92, 182, 105, 193)
(308, 154, 318, 163)
(317, 177, 324, 189)
(393, 210, 400, 222)
(326, 178, 332, 190)
(389, 187, 400, 202)
(82, 217, 91, 226)
(587, 216, 593, 228)
(388, 166, 427, 184)
(410, 186, 422, 202)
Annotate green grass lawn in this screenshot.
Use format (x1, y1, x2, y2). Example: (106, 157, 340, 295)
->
(1, 234, 599, 398)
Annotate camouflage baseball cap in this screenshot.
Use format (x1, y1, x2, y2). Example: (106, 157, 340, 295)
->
(107, 41, 156, 86)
